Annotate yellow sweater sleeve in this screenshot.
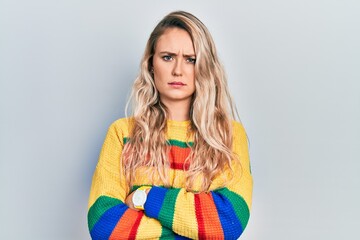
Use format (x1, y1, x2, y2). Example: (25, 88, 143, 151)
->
(143, 121, 253, 239)
(87, 119, 176, 239)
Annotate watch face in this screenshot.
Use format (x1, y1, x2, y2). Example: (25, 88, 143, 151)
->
(133, 190, 147, 206)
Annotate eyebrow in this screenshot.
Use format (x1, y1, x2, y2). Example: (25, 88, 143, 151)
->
(159, 51, 196, 58)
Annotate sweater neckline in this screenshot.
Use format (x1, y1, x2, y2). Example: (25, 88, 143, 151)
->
(167, 119, 191, 127)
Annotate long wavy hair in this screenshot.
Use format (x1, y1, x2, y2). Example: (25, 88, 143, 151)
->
(123, 11, 239, 192)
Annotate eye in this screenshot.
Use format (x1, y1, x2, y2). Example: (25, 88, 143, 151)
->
(187, 57, 196, 64)
(162, 55, 173, 61)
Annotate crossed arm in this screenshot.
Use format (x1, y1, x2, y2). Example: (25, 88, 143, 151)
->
(87, 121, 253, 239)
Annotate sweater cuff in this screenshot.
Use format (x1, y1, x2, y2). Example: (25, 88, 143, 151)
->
(144, 186, 167, 219)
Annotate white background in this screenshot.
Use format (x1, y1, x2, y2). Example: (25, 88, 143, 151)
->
(1, 0, 359, 239)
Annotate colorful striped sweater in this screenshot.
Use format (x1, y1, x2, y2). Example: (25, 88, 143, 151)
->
(88, 118, 253, 239)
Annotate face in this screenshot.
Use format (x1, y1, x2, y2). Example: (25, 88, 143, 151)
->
(152, 27, 196, 107)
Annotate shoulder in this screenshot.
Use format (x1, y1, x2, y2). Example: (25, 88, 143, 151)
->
(231, 120, 247, 137)
(231, 120, 249, 152)
(107, 117, 135, 139)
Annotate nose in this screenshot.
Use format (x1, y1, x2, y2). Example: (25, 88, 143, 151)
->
(172, 59, 183, 76)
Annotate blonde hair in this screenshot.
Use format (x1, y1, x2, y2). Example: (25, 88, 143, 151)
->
(123, 11, 239, 192)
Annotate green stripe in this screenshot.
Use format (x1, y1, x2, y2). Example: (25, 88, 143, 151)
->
(167, 139, 193, 148)
(216, 188, 250, 229)
(158, 188, 181, 230)
(160, 226, 175, 239)
(87, 196, 123, 231)
(131, 184, 153, 192)
(123, 137, 193, 148)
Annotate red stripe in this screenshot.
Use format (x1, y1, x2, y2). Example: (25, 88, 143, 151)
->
(110, 209, 141, 239)
(128, 211, 144, 239)
(195, 194, 206, 238)
(197, 193, 224, 238)
(169, 145, 191, 170)
(170, 162, 190, 170)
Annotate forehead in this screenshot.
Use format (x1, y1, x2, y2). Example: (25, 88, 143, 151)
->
(155, 28, 195, 54)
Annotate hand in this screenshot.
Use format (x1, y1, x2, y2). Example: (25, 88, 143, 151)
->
(125, 188, 151, 211)
(125, 191, 137, 210)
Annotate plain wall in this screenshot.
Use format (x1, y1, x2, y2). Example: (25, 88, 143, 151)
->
(1, 0, 359, 239)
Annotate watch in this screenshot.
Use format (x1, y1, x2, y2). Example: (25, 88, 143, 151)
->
(132, 186, 151, 210)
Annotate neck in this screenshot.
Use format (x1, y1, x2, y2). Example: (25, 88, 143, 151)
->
(161, 99, 191, 121)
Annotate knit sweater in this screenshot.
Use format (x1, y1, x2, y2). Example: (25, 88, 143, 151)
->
(88, 118, 253, 239)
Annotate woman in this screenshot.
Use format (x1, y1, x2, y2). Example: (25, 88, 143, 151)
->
(88, 11, 253, 239)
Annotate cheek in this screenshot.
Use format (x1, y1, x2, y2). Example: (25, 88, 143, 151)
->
(185, 65, 195, 76)
(186, 68, 195, 84)
(153, 76, 162, 91)
(154, 67, 167, 82)
(191, 81, 196, 92)
(153, 71, 165, 91)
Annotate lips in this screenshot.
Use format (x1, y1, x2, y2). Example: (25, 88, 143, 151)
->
(168, 81, 186, 86)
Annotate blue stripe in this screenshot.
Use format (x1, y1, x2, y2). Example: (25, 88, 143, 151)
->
(90, 203, 128, 239)
(212, 192, 242, 238)
(175, 234, 192, 239)
(144, 186, 167, 219)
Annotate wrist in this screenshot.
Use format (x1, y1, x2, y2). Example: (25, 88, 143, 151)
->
(132, 186, 152, 210)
